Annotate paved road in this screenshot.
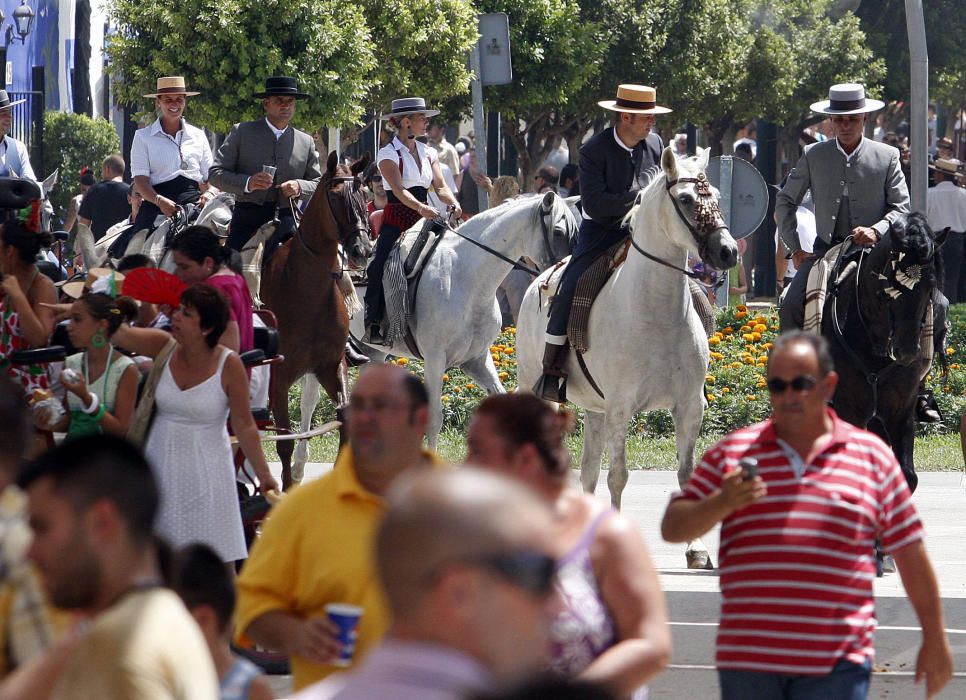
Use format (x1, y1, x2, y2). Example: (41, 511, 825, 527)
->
(264, 464, 966, 698)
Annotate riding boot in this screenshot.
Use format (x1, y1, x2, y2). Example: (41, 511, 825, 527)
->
(532, 342, 570, 403)
(915, 386, 942, 423)
(345, 338, 370, 367)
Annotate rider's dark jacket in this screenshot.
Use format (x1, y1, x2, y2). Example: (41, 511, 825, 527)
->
(579, 128, 664, 229)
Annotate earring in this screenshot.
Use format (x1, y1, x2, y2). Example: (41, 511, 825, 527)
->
(91, 330, 107, 348)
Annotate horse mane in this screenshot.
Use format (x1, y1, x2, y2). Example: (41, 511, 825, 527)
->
(454, 193, 546, 239)
(622, 166, 668, 229)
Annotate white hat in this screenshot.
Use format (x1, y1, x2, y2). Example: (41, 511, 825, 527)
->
(810, 83, 884, 116)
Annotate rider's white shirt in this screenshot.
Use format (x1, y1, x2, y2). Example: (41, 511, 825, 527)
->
(377, 137, 437, 189)
(130, 118, 212, 185)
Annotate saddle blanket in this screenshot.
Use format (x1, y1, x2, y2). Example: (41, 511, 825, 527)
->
(383, 222, 441, 346)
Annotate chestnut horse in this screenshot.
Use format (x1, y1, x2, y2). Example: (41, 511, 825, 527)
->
(261, 151, 371, 489)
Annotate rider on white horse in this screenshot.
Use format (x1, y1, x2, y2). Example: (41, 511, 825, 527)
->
(364, 97, 461, 345)
(534, 84, 671, 402)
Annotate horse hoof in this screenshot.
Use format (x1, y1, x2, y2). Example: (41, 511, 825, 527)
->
(686, 550, 715, 570)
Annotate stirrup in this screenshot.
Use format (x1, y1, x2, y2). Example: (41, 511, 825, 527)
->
(915, 392, 942, 423)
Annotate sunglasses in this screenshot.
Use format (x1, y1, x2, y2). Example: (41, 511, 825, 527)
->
(461, 550, 557, 597)
(766, 375, 818, 394)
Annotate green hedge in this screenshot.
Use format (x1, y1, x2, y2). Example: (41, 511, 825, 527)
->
(41, 112, 121, 226)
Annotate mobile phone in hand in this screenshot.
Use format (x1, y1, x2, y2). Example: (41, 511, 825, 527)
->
(739, 457, 758, 480)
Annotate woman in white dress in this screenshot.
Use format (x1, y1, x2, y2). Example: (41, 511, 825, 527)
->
(114, 283, 278, 562)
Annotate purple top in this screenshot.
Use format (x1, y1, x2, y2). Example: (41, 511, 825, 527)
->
(206, 272, 254, 353)
(550, 508, 649, 699)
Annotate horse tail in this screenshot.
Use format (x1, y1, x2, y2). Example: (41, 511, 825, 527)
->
(339, 273, 363, 318)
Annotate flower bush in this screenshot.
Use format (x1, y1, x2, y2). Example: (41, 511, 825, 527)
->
(294, 304, 966, 440)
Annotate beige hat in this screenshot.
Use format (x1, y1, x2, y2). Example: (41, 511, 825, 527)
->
(143, 76, 200, 98)
(59, 268, 126, 299)
(598, 85, 672, 115)
(929, 158, 962, 174)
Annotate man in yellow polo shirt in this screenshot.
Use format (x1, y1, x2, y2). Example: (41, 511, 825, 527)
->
(234, 364, 440, 691)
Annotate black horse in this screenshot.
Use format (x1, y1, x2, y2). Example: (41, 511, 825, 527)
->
(823, 212, 947, 493)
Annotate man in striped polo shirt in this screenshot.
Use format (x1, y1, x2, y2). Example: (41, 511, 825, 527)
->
(661, 331, 952, 699)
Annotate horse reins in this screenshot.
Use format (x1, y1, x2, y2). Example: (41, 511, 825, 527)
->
(293, 175, 360, 273)
(434, 218, 546, 277)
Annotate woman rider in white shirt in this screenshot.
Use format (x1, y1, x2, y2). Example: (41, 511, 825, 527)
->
(364, 98, 461, 344)
(129, 77, 213, 235)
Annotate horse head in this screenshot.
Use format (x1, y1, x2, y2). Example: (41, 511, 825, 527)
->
(324, 151, 372, 269)
(647, 147, 738, 271)
(857, 212, 941, 365)
(533, 191, 578, 267)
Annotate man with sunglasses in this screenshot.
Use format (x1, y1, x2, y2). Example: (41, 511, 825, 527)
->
(294, 468, 560, 700)
(235, 364, 443, 692)
(662, 332, 952, 699)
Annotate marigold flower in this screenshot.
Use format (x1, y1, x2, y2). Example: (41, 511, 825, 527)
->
(751, 332, 762, 341)
(709, 337, 721, 345)
(742, 333, 755, 342)
(754, 324, 767, 333)
(746, 394, 757, 400)
(721, 387, 731, 394)
(442, 373, 449, 381)
(499, 372, 509, 380)
(735, 310, 748, 319)
(736, 304, 748, 312)
(947, 347, 955, 355)
(706, 375, 715, 384)
(466, 383, 475, 390)
(396, 357, 409, 366)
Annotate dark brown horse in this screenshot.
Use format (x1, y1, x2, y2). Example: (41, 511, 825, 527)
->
(261, 151, 371, 489)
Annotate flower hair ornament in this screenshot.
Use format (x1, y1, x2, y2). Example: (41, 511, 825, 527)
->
(17, 199, 42, 233)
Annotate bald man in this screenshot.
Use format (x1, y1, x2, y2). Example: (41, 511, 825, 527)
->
(235, 365, 442, 691)
(294, 468, 560, 700)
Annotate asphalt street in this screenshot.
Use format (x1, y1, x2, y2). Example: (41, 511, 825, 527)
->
(265, 463, 966, 699)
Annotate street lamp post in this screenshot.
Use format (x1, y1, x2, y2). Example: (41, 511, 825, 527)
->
(0, 0, 37, 85)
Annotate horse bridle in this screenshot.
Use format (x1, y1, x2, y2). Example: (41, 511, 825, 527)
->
(629, 172, 727, 278)
(294, 174, 365, 266)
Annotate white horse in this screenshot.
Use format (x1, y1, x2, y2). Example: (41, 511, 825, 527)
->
(75, 193, 234, 270)
(289, 192, 576, 475)
(516, 148, 738, 568)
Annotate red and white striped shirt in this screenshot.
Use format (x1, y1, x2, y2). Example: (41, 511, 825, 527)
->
(673, 409, 923, 675)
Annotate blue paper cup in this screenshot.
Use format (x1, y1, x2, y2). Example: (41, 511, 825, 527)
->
(325, 603, 363, 667)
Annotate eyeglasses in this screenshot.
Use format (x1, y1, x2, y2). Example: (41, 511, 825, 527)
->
(459, 549, 557, 597)
(766, 375, 818, 394)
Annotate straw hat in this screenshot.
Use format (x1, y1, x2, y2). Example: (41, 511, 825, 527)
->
(929, 158, 962, 174)
(59, 268, 126, 299)
(143, 76, 200, 98)
(381, 97, 440, 120)
(810, 83, 884, 116)
(598, 85, 672, 115)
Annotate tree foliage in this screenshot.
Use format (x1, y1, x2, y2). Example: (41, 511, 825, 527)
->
(41, 112, 120, 221)
(107, 0, 375, 133)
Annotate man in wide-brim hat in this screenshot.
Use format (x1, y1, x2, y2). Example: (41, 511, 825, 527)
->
(533, 84, 670, 403)
(776, 83, 908, 330)
(927, 157, 966, 304)
(209, 76, 321, 254)
(0, 89, 36, 182)
(129, 77, 213, 238)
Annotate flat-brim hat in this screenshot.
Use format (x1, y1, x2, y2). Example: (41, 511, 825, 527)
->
(810, 83, 884, 115)
(143, 76, 200, 98)
(254, 76, 311, 100)
(598, 84, 672, 114)
(381, 97, 440, 120)
(929, 157, 962, 174)
(59, 268, 126, 299)
(0, 90, 26, 110)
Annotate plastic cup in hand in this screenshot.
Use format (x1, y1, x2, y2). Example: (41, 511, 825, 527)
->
(325, 603, 363, 667)
(261, 165, 277, 179)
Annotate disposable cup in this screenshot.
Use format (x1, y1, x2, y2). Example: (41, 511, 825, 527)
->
(325, 603, 363, 667)
(262, 165, 277, 178)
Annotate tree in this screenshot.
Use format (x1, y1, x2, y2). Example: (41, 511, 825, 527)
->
(107, 0, 375, 132)
(41, 112, 120, 221)
(472, 0, 606, 188)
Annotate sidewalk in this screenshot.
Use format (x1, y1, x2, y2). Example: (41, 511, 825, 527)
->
(265, 464, 966, 698)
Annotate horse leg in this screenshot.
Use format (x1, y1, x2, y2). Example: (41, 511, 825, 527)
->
(422, 353, 447, 450)
(672, 396, 714, 570)
(293, 374, 322, 484)
(580, 411, 606, 495)
(603, 410, 632, 510)
(459, 354, 506, 395)
(270, 377, 295, 491)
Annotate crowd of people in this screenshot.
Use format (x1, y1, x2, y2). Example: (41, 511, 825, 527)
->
(0, 71, 959, 700)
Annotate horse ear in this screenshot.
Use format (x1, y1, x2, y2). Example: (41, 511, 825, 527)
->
(697, 147, 710, 170)
(326, 151, 338, 176)
(661, 147, 678, 180)
(541, 190, 555, 212)
(352, 152, 371, 177)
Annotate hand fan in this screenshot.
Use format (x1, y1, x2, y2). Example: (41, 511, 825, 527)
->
(121, 268, 187, 308)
